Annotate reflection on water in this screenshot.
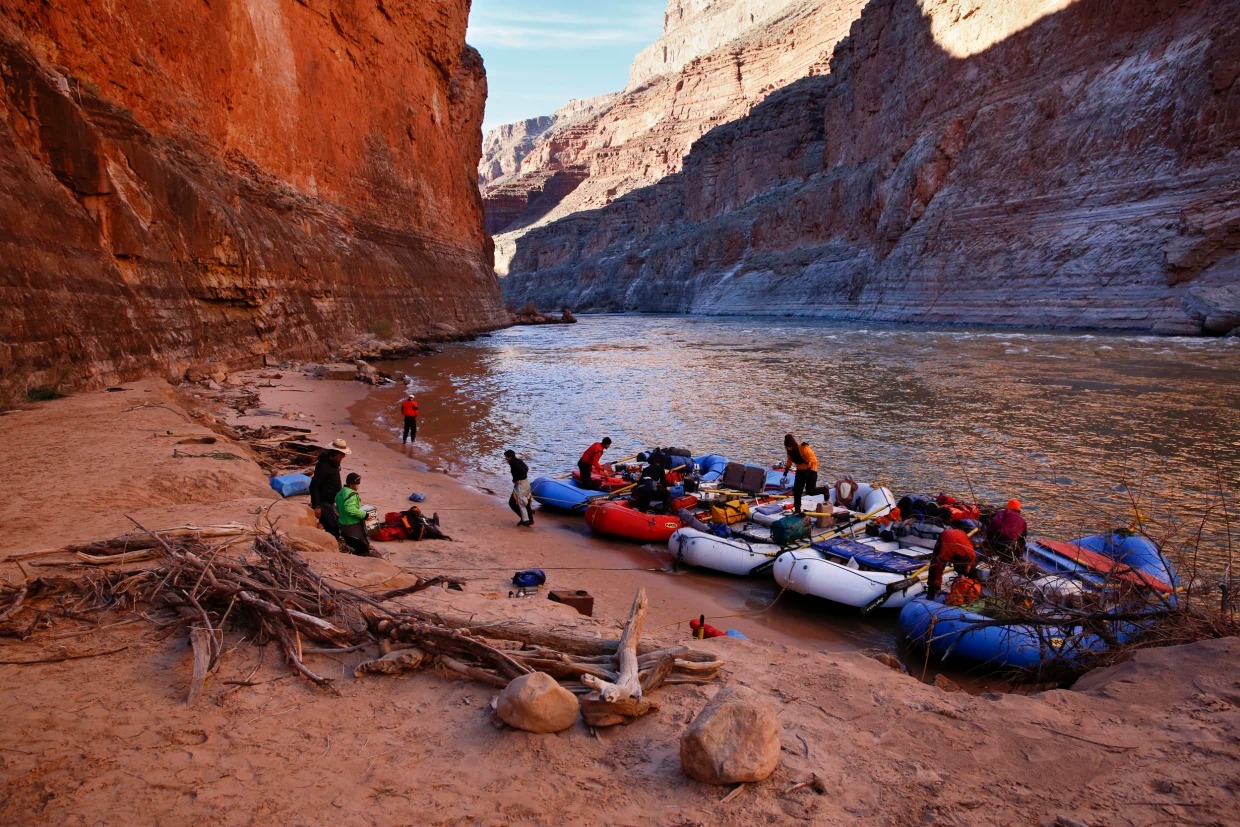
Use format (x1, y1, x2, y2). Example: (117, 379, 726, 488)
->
(377, 315, 1239, 565)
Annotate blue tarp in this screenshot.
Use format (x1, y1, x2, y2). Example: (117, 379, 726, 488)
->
(270, 473, 312, 497)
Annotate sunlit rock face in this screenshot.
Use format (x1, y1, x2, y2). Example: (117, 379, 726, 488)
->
(0, 1, 507, 397)
(478, 0, 869, 273)
(502, 0, 1240, 336)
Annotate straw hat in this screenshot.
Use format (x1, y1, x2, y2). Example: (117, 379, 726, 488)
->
(330, 438, 352, 455)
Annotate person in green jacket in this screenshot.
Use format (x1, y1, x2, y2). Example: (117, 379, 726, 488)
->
(335, 472, 372, 556)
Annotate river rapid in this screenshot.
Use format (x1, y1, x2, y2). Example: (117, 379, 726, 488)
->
(362, 315, 1239, 673)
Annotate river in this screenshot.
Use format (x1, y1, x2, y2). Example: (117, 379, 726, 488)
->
(361, 315, 1239, 675)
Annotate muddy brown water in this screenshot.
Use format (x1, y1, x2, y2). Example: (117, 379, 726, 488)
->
(353, 315, 1240, 686)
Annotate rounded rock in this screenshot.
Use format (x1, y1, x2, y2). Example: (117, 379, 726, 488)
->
(496, 671, 579, 733)
(680, 685, 781, 784)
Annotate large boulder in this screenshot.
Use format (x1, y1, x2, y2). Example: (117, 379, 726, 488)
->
(496, 672, 579, 733)
(680, 685, 781, 784)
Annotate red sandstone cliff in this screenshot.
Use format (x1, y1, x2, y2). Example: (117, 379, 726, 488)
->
(502, 0, 1240, 335)
(479, 0, 869, 273)
(0, 1, 507, 400)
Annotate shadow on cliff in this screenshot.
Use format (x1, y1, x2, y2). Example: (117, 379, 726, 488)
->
(501, 0, 1239, 333)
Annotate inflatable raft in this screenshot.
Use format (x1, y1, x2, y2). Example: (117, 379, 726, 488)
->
(898, 532, 1178, 671)
(773, 535, 940, 610)
(667, 528, 782, 576)
(584, 500, 683, 543)
(530, 477, 605, 512)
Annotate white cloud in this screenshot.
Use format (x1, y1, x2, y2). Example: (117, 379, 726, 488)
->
(467, 6, 663, 49)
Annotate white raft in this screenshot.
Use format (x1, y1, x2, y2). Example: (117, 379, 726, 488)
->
(668, 528, 782, 576)
(772, 534, 952, 611)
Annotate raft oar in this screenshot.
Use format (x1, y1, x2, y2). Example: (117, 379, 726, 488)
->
(860, 563, 931, 615)
(556, 454, 640, 480)
(598, 464, 687, 504)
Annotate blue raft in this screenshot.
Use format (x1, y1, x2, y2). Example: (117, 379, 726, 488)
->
(530, 477, 606, 512)
(899, 532, 1179, 672)
(693, 454, 729, 482)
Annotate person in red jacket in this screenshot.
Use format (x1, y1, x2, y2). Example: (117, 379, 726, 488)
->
(577, 437, 611, 490)
(926, 527, 978, 600)
(399, 395, 419, 444)
(986, 498, 1028, 561)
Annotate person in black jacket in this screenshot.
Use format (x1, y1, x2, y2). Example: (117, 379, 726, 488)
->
(633, 463, 673, 513)
(309, 439, 350, 539)
(505, 449, 534, 526)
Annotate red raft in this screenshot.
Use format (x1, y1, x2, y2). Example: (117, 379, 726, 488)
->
(584, 500, 683, 542)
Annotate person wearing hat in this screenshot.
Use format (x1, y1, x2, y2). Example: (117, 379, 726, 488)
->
(577, 437, 612, 491)
(399, 394, 419, 444)
(335, 472, 372, 556)
(504, 449, 534, 527)
(986, 498, 1028, 561)
(309, 438, 352, 539)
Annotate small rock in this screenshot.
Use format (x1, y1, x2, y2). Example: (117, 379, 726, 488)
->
(873, 652, 907, 673)
(680, 685, 781, 784)
(184, 364, 213, 383)
(353, 647, 426, 677)
(933, 674, 963, 692)
(210, 371, 228, 384)
(496, 672, 579, 733)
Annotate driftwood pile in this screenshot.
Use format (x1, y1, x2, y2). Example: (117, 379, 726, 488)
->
(0, 522, 723, 725)
(232, 425, 322, 473)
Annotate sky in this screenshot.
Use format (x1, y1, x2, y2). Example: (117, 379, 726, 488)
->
(467, 1, 667, 135)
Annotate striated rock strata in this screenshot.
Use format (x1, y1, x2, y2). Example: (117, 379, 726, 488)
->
(0, 1, 507, 400)
(479, 0, 869, 273)
(502, 0, 1240, 335)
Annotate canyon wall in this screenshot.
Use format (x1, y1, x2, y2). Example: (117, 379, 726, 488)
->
(502, 0, 1240, 335)
(479, 0, 870, 274)
(0, 0, 507, 399)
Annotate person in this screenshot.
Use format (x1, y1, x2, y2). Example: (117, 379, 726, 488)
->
(782, 433, 822, 514)
(335, 472, 372, 556)
(399, 394, 419, 444)
(577, 437, 611, 491)
(926, 527, 977, 600)
(505, 449, 534, 527)
(308, 438, 350, 539)
(633, 462, 672, 513)
(987, 498, 1028, 560)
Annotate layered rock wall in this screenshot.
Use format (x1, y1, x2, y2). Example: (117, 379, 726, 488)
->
(479, 0, 869, 272)
(502, 0, 1240, 335)
(0, 1, 507, 399)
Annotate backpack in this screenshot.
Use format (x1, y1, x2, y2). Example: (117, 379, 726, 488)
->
(771, 514, 810, 546)
(369, 525, 406, 542)
(512, 569, 546, 587)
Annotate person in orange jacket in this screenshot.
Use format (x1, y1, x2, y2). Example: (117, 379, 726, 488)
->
(399, 394, 419, 444)
(782, 433, 823, 514)
(577, 437, 611, 490)
(926, 527, 978, 600)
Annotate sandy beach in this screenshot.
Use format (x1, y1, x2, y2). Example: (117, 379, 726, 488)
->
(1, 370, 1237, 827)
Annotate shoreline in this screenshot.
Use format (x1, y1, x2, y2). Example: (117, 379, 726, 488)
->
(0, 373, 1236, 825)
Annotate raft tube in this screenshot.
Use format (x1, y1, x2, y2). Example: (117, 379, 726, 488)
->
(584, 500, 684, 543)
(530, 477, 604, 512)
(668, 528, 782, 576)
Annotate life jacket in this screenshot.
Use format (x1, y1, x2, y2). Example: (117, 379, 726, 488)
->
(937, 527, 977, 568)
(946, 577, 983, 607)
(401, 398, 418, 417)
